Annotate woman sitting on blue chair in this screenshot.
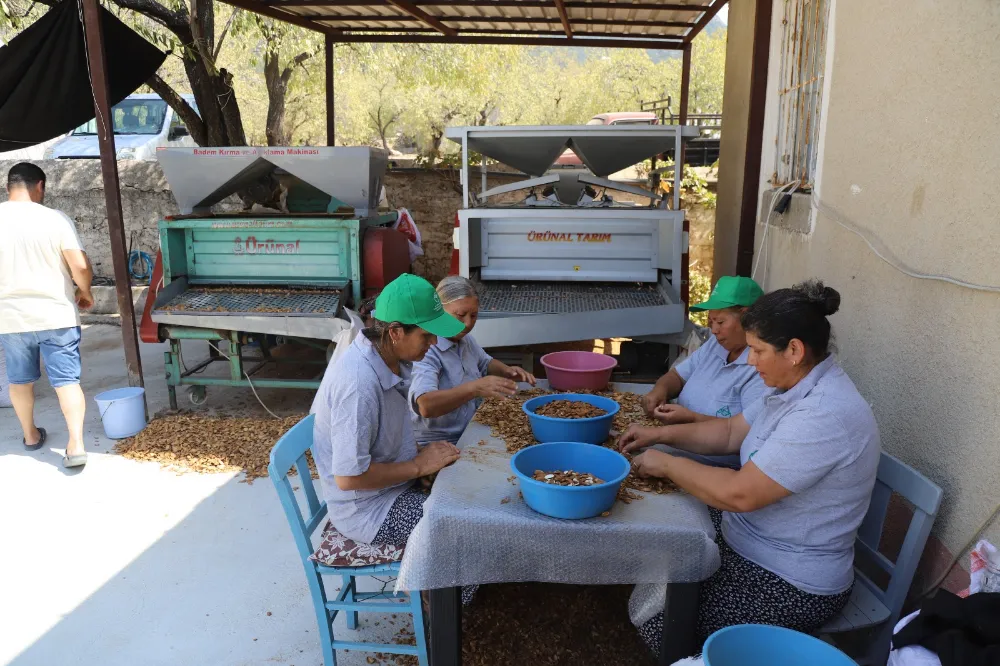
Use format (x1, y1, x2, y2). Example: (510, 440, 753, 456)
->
(311, 273, 464, 554)
(408, 275, 536, 446)
(619, 281, 881, 656)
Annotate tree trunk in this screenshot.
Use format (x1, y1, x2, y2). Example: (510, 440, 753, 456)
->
(263, 49, 290, 146)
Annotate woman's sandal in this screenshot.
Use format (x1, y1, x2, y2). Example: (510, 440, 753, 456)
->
(23, 427, 46, 451)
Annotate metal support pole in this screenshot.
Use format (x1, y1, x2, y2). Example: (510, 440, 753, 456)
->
(736, 0, 774, 277)
(480, 153, 487, 198)
(461, 134, 470, 208)
(325, 34, 335, 146)
(79, 0, 146, 396)
(680, 44, 691, 124)
(679, 42, 692, 175)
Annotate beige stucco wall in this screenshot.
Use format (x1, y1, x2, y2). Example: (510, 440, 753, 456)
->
(712, 0, 758, 281)
(753, 0, 1000, 555)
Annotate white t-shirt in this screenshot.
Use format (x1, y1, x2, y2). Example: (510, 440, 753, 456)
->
(0, 201, 86, 334)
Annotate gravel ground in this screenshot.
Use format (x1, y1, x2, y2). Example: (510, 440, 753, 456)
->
(462, 583, 655, 666)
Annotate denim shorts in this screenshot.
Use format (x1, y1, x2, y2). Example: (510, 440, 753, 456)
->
(0, 326, 82, 388)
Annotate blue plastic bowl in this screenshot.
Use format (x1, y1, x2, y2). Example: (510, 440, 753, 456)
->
(510, 441, 631, 519)
(703, 625, 857, 666)
(522, 393, 620, 445)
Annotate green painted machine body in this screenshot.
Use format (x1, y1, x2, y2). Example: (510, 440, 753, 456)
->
(158, 214, 397, 306)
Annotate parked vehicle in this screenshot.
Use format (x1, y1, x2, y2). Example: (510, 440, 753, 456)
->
(553, 112, 659, 168)
(45, 94, 199, 160)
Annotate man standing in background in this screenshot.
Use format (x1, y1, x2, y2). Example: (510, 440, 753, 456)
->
(0, 163, 93, 468)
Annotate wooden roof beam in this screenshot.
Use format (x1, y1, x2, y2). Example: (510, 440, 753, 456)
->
(329, 26, 686, 39)
(684, 0, 728, 42)
(326, 32, 685, 49)
(554, 0, 572, 38)
(383, 0, 456, 35)
(266, 0, 711, 11)
(217, 0, 339, 32)
(307, 14, 691, 28)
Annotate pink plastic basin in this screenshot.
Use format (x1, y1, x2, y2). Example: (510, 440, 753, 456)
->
(540, 351, 618, 391)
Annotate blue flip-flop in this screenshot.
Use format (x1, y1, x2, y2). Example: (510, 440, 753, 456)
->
(23, 427, 46, 451)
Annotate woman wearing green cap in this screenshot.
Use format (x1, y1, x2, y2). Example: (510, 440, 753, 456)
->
(621, 281, 880, 658)
(311, 273, 469, 556)
(641, 276, 771, 438)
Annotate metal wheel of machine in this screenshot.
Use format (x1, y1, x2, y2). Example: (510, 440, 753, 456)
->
(188, 385, 208, 405)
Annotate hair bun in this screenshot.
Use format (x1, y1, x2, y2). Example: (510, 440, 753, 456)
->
(794, 279, 841, 316)
(820, 286, 841, 316)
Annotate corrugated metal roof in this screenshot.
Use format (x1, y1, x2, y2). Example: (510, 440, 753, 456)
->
(215, 0, 727, 49)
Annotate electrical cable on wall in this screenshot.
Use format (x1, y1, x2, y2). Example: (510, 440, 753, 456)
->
(751, 180, 800, 283)
(128, 250, 152, 282)
(811, 195, 1000, 294)
(754, 185, 1000, 294)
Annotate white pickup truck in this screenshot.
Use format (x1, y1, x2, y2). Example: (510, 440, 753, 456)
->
(45, 93, 199, 160)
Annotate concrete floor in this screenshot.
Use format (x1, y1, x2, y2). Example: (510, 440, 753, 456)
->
(0, 325, 409, 666)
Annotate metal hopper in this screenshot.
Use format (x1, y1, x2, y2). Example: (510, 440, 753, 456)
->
(156, 146, 389, 216)
(447, 125, 700, 177)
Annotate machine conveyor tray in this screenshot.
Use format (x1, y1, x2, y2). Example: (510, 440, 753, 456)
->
(150, 279, 351, 341)
(470, 279, 685, 348)
(478, 281, 667, 316)
(154, 286, 342, 318)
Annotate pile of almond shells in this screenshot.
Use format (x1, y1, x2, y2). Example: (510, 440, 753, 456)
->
(114, 414, 312, 482)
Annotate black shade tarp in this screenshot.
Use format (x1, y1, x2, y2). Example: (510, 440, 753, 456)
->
(0, 0, 166, 152)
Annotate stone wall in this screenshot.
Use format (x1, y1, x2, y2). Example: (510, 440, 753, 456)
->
(0, 160, 714, 286)
(0, 160, 178, 279)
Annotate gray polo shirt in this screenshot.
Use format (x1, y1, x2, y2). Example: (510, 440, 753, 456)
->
(310, 335, 416, 544)
(722, 355, 881, 595)
(407, 334, 493, 445)
(674, 336, 771, 418)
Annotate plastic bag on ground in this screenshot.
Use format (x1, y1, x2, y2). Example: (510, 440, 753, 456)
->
(888, 611, 941, 666)
(888, 539, 998, 666)
(392, 208, 424, 264)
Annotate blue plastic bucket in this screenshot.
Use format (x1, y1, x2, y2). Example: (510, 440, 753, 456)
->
(703, 625, 857, 666)
(94, 387, 147, 439)
(510, 441, 630, 519)
(522, 393, 620, 445)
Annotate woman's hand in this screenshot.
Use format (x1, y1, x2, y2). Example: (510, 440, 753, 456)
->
(653, 403, 697, 425)
(641, 389, 667, 415)
(505, 365, 536, 386)
(414, 441, 460, 476)
(618, 424, 663, 453)
(631, 449, 672, 479)
(472, 375, 518, 399)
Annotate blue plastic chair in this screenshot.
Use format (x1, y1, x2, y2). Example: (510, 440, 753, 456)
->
(268, 414, 428, 666)
(820, 452, 943, 665)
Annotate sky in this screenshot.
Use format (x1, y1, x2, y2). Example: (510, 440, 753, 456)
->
(717, 5, 729, 25)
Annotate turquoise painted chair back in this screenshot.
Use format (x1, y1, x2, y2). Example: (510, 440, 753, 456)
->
(270, 415, 327, 561)
(268, 414, 428, 666)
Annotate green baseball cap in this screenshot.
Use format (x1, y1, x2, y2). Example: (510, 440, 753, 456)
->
(374, 273, 465, 338)
(689, 276, 764, 312)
